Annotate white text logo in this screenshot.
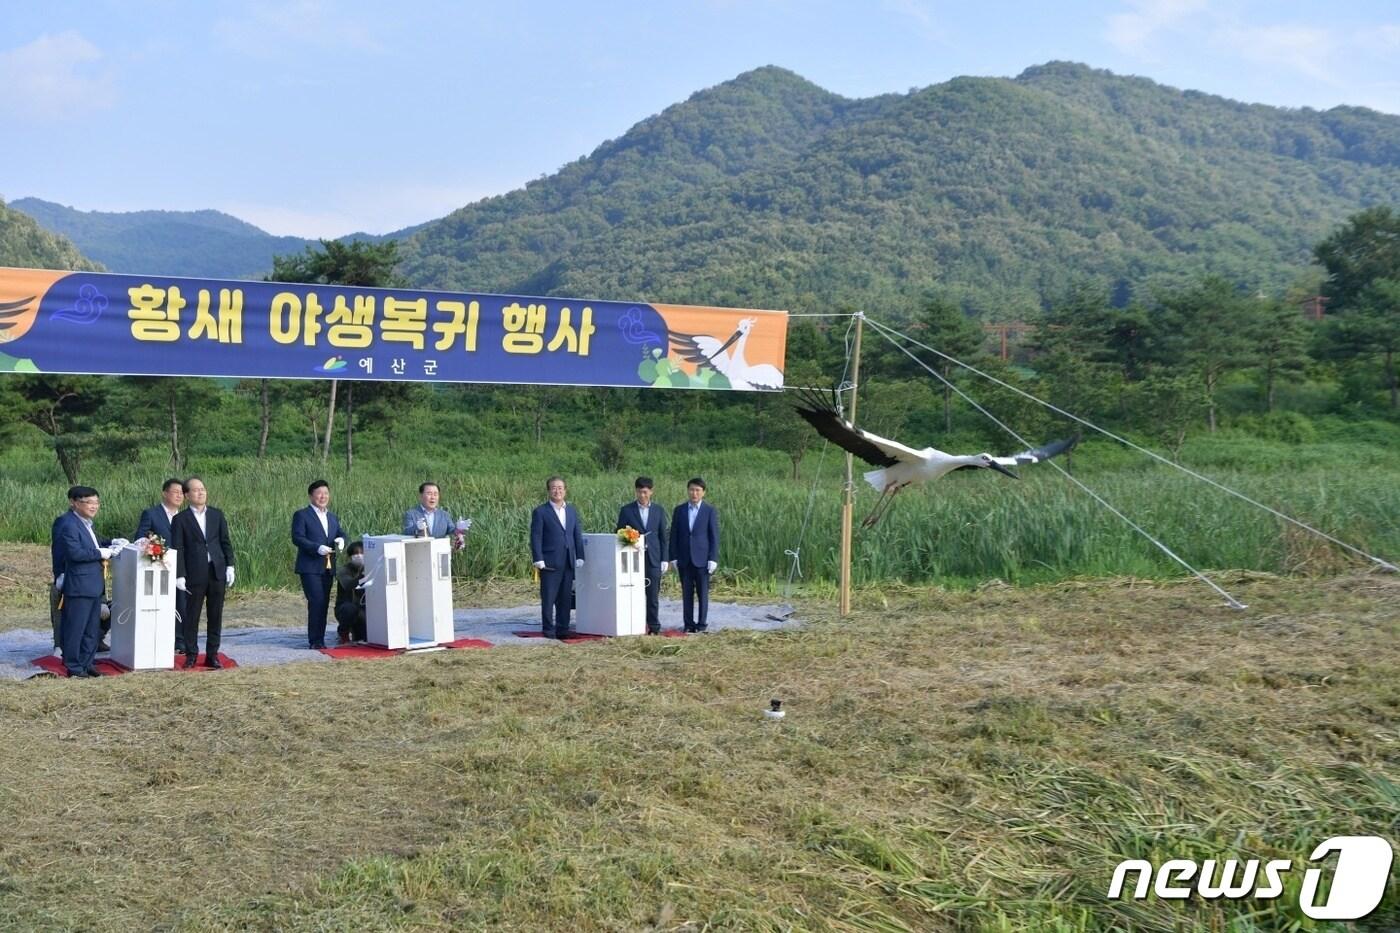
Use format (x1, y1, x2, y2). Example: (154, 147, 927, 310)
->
(1107, 836, 1392, 920)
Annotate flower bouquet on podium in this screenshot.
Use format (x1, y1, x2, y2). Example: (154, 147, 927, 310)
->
(140, 533, 167, 564)
(453, 516, 473, 552)
(617, 526, 642, 549)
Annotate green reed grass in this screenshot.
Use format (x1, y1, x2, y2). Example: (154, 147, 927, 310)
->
(0, 442, 1395, 591)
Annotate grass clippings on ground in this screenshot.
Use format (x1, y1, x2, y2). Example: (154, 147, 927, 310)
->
(0, 571, 1396, 931)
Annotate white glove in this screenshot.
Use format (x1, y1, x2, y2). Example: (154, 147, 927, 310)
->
(355, 578, 370, 590)
(706, 560, 717, 574)
(533, 560, 546, 570)
(175, 577, 187, 592)
(98, 547, 113, 560)
(317, 545, 333, 556)
(109, 537, 129, 548)
(225, 566, 235, 587)
(575, 559, 585, 568)
(54, 574, 64, 590)
(660, 561, 669, 573)
(334, 537, 345, 551)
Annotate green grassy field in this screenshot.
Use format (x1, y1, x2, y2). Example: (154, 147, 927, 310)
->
(0, 574, 1396, 931)
(0, 435, 1396, 594)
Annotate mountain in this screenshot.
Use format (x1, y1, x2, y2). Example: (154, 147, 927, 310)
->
(0, 198, 102, 272)
(398, 63, 1400, 318)
(7, 198, 319, 279)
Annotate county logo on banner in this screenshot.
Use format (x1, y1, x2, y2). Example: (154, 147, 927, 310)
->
(0, 267, 788, 391)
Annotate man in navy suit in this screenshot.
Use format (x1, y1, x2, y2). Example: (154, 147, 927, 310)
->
(670, 477, 719, 633)
(292, 479, 346, 649)
(172, 477, 236, 669)
(616, 476, 669, 635)
(402, 481, 455, 538)
(135, 477, 186, 653)
(529, 475, 586, 639)
(135, 477, 184, 541)
(53, 485, 116, 677)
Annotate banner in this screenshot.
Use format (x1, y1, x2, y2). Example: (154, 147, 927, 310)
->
(0, 268, 788, 391)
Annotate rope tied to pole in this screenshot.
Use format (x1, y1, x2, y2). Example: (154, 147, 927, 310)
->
(863, 316, 1397, 576)
(781, 316, 861, 601)
(864, 315, 1248, 610)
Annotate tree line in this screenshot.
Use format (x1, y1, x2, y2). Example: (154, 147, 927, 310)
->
(1, 207, 1396, 484)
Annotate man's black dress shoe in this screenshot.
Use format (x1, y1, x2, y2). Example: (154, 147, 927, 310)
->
(84, 667, 101, 677)
(204, 656, 223, 669)
(182, 656, 197, 670)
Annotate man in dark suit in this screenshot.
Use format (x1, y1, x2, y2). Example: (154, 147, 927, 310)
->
(670, 477, 720, 633)
(136, 477, 187, 653)
(135, 477, 184, 541)
(292, 479, 346, 649)
(172, 476, 235, 669)
(53, 485, 115, 678)
(616, 476, 669, 635)
(529, 475, 586, 639)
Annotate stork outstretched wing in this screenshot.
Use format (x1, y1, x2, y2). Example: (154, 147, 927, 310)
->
(990, 435, 1079, 468)
(791, 386, 926, 468)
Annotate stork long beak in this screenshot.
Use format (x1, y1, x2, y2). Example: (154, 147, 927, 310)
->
(988, 462, 1019, 479)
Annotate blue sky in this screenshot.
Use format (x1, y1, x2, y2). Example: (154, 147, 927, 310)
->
(3, 1, 1397, 238)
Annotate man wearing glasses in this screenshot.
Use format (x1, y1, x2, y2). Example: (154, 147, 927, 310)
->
(53, 486, 123, 678)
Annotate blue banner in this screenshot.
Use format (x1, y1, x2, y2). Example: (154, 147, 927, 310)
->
(0, 268, 789, 391)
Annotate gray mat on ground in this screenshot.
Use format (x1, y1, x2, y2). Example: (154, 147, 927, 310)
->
(0, 598, 798, 680)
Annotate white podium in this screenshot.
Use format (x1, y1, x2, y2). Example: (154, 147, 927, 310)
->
(109, 545, 177, 670)
(574, 533, 647, 636)
(363, 535, 455, 649)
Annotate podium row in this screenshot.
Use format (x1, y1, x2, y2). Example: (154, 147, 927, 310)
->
(109, 533, 653, 669)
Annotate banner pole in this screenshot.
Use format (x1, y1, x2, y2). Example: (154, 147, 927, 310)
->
(839, 313, 864, 617)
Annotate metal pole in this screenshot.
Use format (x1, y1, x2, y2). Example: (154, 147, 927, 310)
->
(839, 313, 864, 616)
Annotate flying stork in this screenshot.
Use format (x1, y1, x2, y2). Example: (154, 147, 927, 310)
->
(792, 387, 1079, 526)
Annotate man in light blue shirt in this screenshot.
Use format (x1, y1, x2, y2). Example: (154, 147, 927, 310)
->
(403, 482, 455, 538)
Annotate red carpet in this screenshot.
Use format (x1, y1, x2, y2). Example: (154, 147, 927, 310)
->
(30, 652, 236, 676)
(320, 637, 494, 660)
(512, 629, 605, 643)
(165, 652, 239, 672)
(30, 655, 125, 677)
(443, 637, 492, 650)
(319, 643, 399, 660)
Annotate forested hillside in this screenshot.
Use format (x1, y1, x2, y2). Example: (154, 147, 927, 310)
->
(0, 199, 102, 274)
(399, 63, 1400, 318)
(12, 64, 1398, 320)
(8, 198, 317, 279)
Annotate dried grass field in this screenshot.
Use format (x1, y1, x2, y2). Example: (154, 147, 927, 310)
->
(0, 562, 1396, 931)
